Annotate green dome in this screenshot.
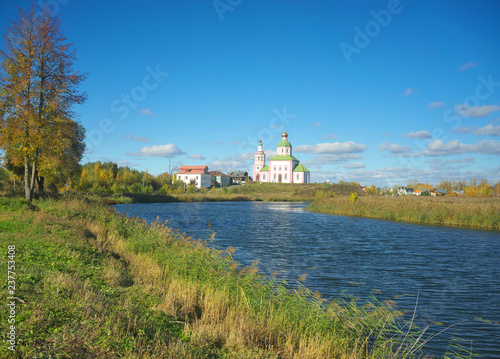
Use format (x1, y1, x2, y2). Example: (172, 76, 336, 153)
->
(277, 139, 291, 147)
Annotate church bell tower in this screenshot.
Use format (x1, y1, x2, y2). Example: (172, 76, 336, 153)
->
(254, 140, 265, 181)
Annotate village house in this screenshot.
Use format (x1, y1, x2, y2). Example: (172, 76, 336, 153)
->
(431, 188, 448, 196)
(209, 171, 231, 187)
(413, 188, 430, 196)
(395, 186, 414, 196)
(228, 171, 249, 184)
(254, 131, 310, 183)
(174, 165, 212, 189)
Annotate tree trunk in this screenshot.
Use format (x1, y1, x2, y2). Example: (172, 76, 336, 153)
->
(30, 158, 37, 200)
(36, 175, 45, 193)
(24, 156, 32, 201)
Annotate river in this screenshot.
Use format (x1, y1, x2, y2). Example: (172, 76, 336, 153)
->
(113, 201, 500, 358)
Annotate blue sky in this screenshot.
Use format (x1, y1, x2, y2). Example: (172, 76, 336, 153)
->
(1, 0, 500, 186)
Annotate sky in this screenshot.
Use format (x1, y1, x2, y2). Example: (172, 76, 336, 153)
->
(1, 0, 500, 187)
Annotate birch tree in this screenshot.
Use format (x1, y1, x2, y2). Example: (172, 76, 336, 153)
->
(0, 5, 87, 201)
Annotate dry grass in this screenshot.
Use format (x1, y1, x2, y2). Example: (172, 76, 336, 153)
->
(308, 195, 500, 230)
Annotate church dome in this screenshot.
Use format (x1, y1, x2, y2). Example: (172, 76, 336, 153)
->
(278, 130, 291, 147)
(277, 138, 292, 147)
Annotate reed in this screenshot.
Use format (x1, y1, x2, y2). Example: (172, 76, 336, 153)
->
(307, 195, 500, 230)
(0, 196, 472, 358)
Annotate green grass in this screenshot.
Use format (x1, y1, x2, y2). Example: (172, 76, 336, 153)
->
(0, 196, 473, 358)
(307, 195, 500, 231)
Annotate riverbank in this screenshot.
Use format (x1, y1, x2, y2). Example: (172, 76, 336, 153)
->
(102, 182, 363, 204)
(0, 195, 445, 358)
(307, 196, 500, 231)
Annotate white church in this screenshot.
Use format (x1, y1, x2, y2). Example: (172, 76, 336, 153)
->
(253, 131, 310, 183)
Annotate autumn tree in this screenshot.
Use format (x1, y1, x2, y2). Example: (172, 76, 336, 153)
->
(0, 5, 87, 201)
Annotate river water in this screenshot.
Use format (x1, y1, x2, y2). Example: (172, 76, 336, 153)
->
(113, 201, 500, 358)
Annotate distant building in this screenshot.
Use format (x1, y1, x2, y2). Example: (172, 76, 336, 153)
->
(209, 171, 231, 187)
(413, 188, 430, 196)
(254, 131, 310, 183)
(395, 186, 414, 196)
(228, 171, 249, 184)
(174, 165, 212, 189)
(431, 188, 448, 196)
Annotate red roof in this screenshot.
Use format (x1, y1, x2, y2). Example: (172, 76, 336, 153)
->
(177, 165, 208, 174)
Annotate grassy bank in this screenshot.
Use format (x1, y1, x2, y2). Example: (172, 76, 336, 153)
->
(307, 196, 500, 231)
(0, 195, 460, 358)
(103, 182, 364, 204)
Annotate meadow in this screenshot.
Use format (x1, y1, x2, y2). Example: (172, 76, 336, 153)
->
(0, 194, 471, 358)
(307, 195, 500, 231)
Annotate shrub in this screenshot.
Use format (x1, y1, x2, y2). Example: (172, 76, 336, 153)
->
(349, 192, 359, 203)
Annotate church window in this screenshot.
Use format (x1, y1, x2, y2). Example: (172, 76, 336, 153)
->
(286, 148, 289, 153)
(284, 174, 287, 180)
(273, 174, 276, 180)
(263, 174, 266, 179)
(296, 174, 299, 179)
(273, 166, 276, 171)
(285, 166, 288, 171)
(279, 166, 282, 171)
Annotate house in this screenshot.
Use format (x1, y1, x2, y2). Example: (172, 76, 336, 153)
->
(413, 188, 430, 196)
(431, 188, 448, 196)
(228, 171, 249, 184)
(209, 171, 231, 187)
(395, 186, 413, 196)
(174, 165, 212, 189)
(254, 131, 311, 183)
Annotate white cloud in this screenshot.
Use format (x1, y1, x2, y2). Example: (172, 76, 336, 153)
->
(295, 141, 367, 154)
(323, 133, 340, 140)
(472, 124, 500, 136)
(399, 88, 416, 96)
(121, 134, 151, 143)
(126, 144, 185, 157)
(313, 122, 322, 127)
(139, 108, 155, 116)
(455, 104, 500, 118)
(307, 153, 363, 166)
(452, 123, 500, 136)
(428, 101, 445, 109)
(378, 142, 413, 154)
(208, 153, 254, 173)
(403, 130, 432, 139)
(423, 139, 500, 156)
(188, 154, 206, 160)
(451, 126, 473, 134)
(457, 61, 479, 72)
(344, 162, 366, 169)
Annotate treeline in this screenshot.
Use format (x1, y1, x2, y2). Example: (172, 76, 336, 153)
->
(357, 179, 499, 197)
(407, 178, 499, 197)
(0, 161, 186, 196)
(77, 162, 190, 195)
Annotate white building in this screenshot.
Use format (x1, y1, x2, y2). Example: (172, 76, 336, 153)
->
(174, 165, 212, 189)
(254, 131, 310, 183)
